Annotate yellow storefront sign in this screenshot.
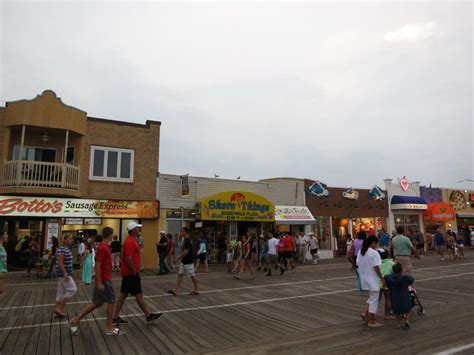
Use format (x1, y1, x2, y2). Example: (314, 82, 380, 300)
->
(201, 191, 275, 222)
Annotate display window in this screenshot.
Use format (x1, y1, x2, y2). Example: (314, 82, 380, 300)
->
(394, 214, 420, 235)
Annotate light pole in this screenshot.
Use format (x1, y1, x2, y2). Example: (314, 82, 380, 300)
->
(180, 206, 184, 229)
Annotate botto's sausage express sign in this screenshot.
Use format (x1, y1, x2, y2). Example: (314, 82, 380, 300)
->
(0, 196, 159, 219)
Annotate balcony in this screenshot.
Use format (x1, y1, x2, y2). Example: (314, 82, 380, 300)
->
(1, 160, 80, 195)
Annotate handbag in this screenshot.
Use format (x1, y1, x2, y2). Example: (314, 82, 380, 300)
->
(305, 247, 313, 261)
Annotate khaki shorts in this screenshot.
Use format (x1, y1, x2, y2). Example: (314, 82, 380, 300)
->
(178, 263, 195, 277)
(396, 256, 412, 274)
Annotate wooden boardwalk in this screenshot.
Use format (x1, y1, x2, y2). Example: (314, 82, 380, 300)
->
(0, 252, 473, 355)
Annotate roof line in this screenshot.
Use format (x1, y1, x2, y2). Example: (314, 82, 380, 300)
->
(87, 116, 161, 127)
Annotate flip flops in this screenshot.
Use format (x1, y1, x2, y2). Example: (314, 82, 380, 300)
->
(189, 291, 200, 296)
(69, 324, 79, 336)
(166, 290, 177, 296)
(105, 327, 126, 336)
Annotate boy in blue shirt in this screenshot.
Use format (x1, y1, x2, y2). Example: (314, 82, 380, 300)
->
(385, 263, 415, 330)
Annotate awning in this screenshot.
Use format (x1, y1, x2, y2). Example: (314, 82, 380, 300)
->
(457, 212, 474, 218)
(275, 206, 315, 225)
(423, 202, 455, 222)
(391, 195, 427, 210)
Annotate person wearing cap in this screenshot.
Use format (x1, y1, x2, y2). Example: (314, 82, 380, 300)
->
(112, 222, 162, 325)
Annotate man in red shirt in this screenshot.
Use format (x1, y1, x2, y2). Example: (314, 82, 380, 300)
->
(283, 233, 296, 270)
(69, 227, 125, 336)
(112, 222, 162, 325)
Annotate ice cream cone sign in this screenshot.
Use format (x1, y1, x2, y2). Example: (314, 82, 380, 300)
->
(230, 192, 246, 208)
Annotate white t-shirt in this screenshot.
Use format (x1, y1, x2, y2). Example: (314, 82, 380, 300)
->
(268, 237, 279, 256)
(309, 237, 319, 250)
(78, 242, 85, 255)
(302, 236, 311, 247)
(356, 248, 382, 291)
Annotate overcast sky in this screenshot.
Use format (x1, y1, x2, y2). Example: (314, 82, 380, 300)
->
(1, 1, 472, 189)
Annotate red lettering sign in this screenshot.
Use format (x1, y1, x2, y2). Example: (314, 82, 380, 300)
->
(0, 198, 63, 215)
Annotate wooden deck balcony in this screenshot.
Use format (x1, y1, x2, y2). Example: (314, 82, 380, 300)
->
(1, 160, 80, 192)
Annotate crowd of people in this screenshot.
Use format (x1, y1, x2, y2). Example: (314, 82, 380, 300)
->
(0, 223, 470, 337)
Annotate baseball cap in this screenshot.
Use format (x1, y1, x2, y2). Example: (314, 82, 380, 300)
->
(127, 222, 143, 231)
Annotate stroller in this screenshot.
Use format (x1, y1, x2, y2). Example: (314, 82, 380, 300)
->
(409, 285, 425, 315)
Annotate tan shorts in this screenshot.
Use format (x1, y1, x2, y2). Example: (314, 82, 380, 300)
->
(396, 256, 412, 274)
(178, 263, 195, 277)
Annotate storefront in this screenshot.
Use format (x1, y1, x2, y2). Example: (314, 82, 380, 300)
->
(0, 195, 159, 266)
(197, 191, 275, 262)
(422, 202, 456, 233)
(157, 174, 307, 262)
(442, 188, 474, 244)
(274, 206, 315, 234)
(385, 178, 427, 235)
(305, 180, 389, 258)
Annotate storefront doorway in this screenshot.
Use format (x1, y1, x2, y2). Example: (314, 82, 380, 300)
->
(394, 214, 421, 235)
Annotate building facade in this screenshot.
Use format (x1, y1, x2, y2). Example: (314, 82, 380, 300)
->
(384, 177, 427, 235)
(0, 90, 161, 268)
(304, 179, 389, 256)
(157, 174, 315, 261)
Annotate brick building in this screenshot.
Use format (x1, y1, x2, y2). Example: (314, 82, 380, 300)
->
(0, 90, 161, 268)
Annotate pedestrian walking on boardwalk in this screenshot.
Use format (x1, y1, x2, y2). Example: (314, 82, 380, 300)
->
(392, 226, 419, 274)
(69, 228, 125, 336)
(433, 228, 446, 261)
(265, 233, 285, 276)
(283, 233, 296, 269)
(384, 263, 415, 330)
(308, 233, 320, 264)
(356, 235, 386, 328)
(232, 236, 243, 273)
(165, 233, 176, 273)
(156, 231, 168, 275)
(112, 222, 162, 325)
(195, 235, 209, 273)
(81, 241, 93, 285)
(167, 227, 199, 296)
(110, 235, 121, 272)
(0, 232, 8, 294)
(234, 234, 255, 280)
(54, 234, 77, 318)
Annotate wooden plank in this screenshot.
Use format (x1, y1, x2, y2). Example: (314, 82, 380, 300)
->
(0, 315, 18, 350)
(48, 313, 63, 355)
(22, 314, 44, 354)
(10, 313, 37, 354)
(1, 316, 24, 354)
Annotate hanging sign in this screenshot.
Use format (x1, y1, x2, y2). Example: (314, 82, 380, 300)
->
(181, 174, 190, 197)
(400, 177, 410, 192)
(201, 191, 275, 222)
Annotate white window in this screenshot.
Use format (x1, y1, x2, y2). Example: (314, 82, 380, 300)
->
(89, 146, 134, 182)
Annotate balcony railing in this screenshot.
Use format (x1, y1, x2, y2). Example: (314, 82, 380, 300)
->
(1, 160, 80, 191)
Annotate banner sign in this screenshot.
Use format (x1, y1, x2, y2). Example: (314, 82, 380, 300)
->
(0, 196, 159, 219)
(201, 191, 275, 222)
(65, 218, 85, 225)
(275, 206, 315, 224)
(181, 174, 190, 197)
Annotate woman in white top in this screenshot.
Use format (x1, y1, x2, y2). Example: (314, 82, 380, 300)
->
(356, 235, 386, 328)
